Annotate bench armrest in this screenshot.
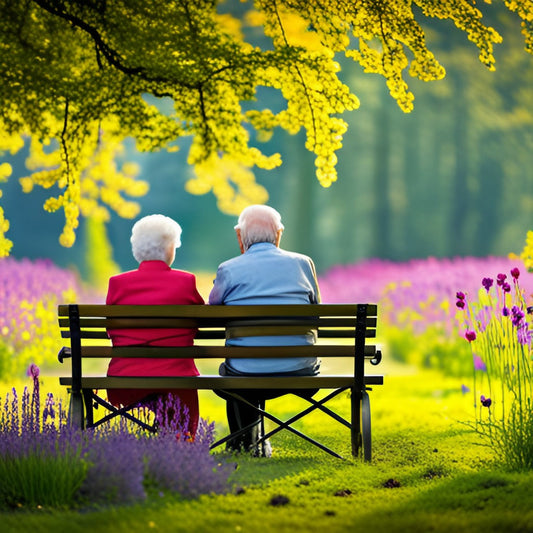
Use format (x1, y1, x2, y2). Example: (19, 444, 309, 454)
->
(58, 346, 71, 363)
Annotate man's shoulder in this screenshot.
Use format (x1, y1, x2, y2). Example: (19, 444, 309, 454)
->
(216, 254, 247, 270)
(276, 248, 314, 263)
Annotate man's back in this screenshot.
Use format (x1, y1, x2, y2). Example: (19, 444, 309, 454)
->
(209, 242, 320, 373)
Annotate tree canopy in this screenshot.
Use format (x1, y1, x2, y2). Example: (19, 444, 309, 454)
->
(0, 0, 532, 256)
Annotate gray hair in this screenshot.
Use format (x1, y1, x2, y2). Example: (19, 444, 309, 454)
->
(130, 214, 182, 263)
(235, 205, 284, 251)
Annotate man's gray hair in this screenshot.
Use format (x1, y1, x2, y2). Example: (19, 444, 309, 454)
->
(130, 214, 182, 263)
(235, 205, 284, 251)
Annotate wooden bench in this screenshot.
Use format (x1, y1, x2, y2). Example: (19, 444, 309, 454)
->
(57, 303, 383, 461)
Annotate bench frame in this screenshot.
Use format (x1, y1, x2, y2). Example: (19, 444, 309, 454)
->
(58, 303, 383, 461)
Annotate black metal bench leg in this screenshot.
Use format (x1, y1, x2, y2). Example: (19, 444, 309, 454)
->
(68, 389, 85, 430)
(361, 390, 372, 462)
(82, 389, 94, 427)
(351, 387, 362, 458)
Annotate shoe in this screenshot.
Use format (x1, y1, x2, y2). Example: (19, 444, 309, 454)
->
(252, 438, 272, 458)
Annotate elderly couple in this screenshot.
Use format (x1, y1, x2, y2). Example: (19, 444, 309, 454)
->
(106, 205, 321, 457)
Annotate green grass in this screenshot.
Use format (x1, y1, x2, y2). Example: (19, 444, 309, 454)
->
(1, 361, 532, 533)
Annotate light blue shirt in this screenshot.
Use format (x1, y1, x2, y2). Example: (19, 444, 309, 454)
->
(208, 242, 320, 373)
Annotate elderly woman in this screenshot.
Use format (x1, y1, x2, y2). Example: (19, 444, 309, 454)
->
(106, 214, 204, 435)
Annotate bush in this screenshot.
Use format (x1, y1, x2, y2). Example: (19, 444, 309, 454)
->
(456, 267, 533, 470)
(0, 366, 233, 509)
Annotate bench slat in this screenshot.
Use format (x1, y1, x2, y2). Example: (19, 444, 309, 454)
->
(58, 303, 378, 319)
(77, 344, 377, 358)
(61, 328, 377, 340)
(59, 374, 384, 390)
(58, 317, 378, 330)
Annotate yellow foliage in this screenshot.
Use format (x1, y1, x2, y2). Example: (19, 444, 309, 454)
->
(518, 230, 533, 271)
(0, 0, 531, 252)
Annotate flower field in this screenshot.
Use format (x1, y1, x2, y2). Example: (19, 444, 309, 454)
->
(0, 254, 532, 515)
(0, 257, 103, 379)
(319, 255, 533, 376)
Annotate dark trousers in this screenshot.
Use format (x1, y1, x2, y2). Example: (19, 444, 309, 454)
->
(216, 362, 319, 454)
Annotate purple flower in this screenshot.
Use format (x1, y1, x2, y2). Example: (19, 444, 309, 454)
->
(456, 291, 466, 300)
(456, 300, 465, 309)
(461, 384, 470, 394)
(502, 282, 511, 293)
(480, 395, 492, 408)
(496, 273, 507, 286)
(502, 307, 510, 317)
(473, 354, 487, 371)
(465, 330, 477, 342)
(26, 363, 39, 379)
(511, 267, 520, 280)
(511, 306, 525, 327)
(517, 324, 532, 346)
(482, 278, 494, 292)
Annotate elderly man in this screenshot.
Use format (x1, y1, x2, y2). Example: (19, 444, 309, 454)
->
(209, 204, 321, 456)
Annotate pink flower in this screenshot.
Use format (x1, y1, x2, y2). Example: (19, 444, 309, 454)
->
(473, 354, 487, 371)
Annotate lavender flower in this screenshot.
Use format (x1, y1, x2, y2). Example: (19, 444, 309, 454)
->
(511, 306, 525, 327)
(517, 324, 532, 346)
(1, 373, 232, 508)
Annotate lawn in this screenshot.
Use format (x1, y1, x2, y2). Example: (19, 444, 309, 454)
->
(2, 359, 532, 533)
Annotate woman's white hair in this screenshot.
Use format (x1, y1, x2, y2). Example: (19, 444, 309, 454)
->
(235, 205, 284, 251)
(130, 214, 182, 263)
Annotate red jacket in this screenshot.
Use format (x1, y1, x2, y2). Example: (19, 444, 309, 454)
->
(106, 261, 204, 402)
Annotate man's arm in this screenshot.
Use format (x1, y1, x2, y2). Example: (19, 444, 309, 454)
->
(308, 258, 321, 304)
(208, 266, 229, 305)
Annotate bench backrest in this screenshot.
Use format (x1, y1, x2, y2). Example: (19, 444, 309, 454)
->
(58, 303, 379, 388)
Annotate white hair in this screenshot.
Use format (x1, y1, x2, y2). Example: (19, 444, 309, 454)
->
(130, 214, 182, 263)
(235, 205, 284, 251)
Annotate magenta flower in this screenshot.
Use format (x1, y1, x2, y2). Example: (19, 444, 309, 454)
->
(496, 273, 507, 286)
(473, 354, 487, 371)
(456, 300, 465, 309)
(482, 278, 494, 292)
(465, 330, 477, 342)
(480, 395, 492, 408)
(502, 282, 511, 293)
(456, 291, 466, 301)
(511, 267, 520, 280)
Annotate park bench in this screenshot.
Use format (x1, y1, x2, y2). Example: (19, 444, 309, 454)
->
(57, 303, 384, 461)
